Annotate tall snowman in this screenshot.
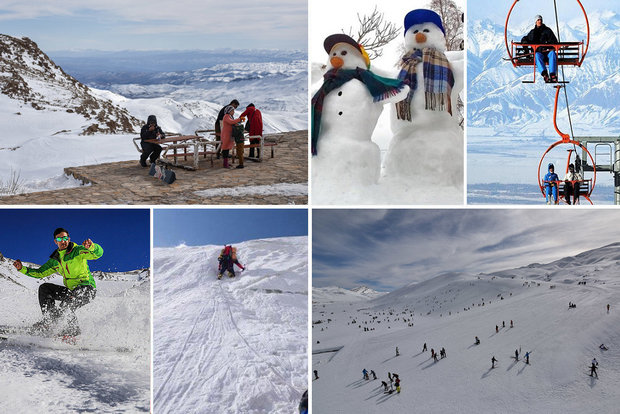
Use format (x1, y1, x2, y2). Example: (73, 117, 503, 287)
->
(384, 9, 463, 190)
(311, 34, 409, 202)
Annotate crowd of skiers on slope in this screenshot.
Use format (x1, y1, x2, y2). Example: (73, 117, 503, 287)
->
(138, 100, 264, 170)
(217, 245, 245, 279)
(360, 369, 401, 394)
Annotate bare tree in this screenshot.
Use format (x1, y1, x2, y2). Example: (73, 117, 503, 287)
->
(429, 0, 464, 51)
(346, 7, 400, 60)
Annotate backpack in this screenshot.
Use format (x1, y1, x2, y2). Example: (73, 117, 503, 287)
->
(232, 123, 245, 144)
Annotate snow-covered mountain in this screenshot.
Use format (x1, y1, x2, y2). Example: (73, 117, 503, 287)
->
(468, 11, 620, 135)
(153, 236, 308, 414)
(0, 255, 150, 413)
(0, 34, 140, 135)
(313, 285, 385, 304)
(313, 243, 620, 413)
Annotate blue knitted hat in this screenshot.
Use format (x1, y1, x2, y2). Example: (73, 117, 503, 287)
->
(404, 9, 445, 35)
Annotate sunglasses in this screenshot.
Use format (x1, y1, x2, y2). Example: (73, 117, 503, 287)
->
(55, 236, 70, 242)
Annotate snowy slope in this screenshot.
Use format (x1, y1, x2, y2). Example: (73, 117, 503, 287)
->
(0, 257, 150, 413)
(153, 236, 308, 414)
(312, 243, 620, 413)
(313, 286, 385, 304)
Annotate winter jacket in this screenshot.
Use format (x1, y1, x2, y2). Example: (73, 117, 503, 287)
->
(140, 115, 165, 141)
(544, 171, 559, 187)
(219, 246, 244, 270)
(19, 242, 103, 290)
(239, 106, 264, 137)
(521, 24, 558, 45)
(563, 171, 583, 181)
(221, 114, 243, 151)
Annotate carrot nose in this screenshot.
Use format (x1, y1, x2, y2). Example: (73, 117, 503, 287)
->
(415, 32, 427, 43)
(330, 56, 344, 69)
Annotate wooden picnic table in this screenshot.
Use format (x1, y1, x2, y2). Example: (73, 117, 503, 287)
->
(144, 135, 214, 170)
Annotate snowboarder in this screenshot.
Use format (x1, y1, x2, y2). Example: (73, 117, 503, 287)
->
(423, 342, 427, 352)
(362, 368, 369, 380)
(515, 349, 519, 361)
(525, 351, 530, 364)
(590, 359, 598, 378)
(491, 356, 497, 368)
(311, 33, 409, 195)
(396, 346, 400, 356)
(382, 380, 389, 392)
(139, 115, 165, 167)
(313, 370, 319, 380)
(217, 245, 245, 279)
(371, 370, 377, 380)
(475, 336, 480, 345)
(12, 227, 102, 336)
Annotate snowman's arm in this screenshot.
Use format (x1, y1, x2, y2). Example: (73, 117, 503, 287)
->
(381, 85, 410, 104)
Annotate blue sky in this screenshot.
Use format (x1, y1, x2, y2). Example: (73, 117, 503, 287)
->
(313, 209, 620, 291)
(0, 0, 307, 51)
(0, 209, 150, 272)
(154, 209, 307, 247)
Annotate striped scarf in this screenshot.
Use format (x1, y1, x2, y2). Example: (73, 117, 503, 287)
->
(395, 48, 454, 121)
(311, 68, 406, 155)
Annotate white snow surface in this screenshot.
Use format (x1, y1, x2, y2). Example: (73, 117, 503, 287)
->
(313, 243, 620, 413)
(194, 183, 308, 198)
(153, 236, 308, 414)
(0, 259, 150, 413)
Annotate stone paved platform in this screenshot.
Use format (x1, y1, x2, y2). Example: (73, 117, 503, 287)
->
(0, 130, 308, 205)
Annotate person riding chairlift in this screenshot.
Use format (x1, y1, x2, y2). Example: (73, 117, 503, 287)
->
(544, 163, 559, 205)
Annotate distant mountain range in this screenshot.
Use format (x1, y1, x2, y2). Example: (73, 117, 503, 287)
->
(467, 11, 620, 135)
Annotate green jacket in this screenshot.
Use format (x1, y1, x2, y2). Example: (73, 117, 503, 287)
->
(19, 242, 103, 290)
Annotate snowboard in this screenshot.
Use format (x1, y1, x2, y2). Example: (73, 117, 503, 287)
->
(149, 162, 176, 184)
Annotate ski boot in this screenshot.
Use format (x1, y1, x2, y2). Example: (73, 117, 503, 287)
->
(217, 273, 223, 280)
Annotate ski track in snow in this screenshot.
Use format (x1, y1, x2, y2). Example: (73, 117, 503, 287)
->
(154, 237, 308, 414)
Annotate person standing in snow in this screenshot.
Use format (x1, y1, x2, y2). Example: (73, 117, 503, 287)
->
(217, 245, 245, 279)
(362, 368, 369, 380)
(525, 351, 530, 364)
(502, 321, 505, 328)
(590, 358, 598, 378)
(441, 347, 446, 358)
(396, 346, 400, 356)
(12, 227, 102, 336)
(215, 99, 239, 159)
(475, 336, 480, 345)
(238, 103, 263, 159)
(423, 342, 427, 352)
(381, 380, 389, 392)
(313, 370, 319, 380)
(510, 320, 514, 328)
(371, 370, 377, 380)
(491, 356, 497, 368)
(607, 304, 610, 313)
(515, 349, 519, 361)
(496, 325, 499, 333)
(139, 115, 165, 167)
(395, 376, 401, 393)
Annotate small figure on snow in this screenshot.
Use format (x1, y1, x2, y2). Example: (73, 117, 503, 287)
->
(395, 376, 401, 394)
(496, 325, 499, 333)
(525, 351, 530, 365)
(475, 336, 480, 345)
(217, 245, 245, 279)
(313, 370, 319, 380)
(599, 344, 608, 351)
(396, 346, 400, 356)
(440, 347, 446, 359)
(423, 342, 427, 352)
(12, 227, 102, 336)
(382, 380, 389, 392)
(371, 370, 377, 380)
(510, 320, 514, 328)
(362, 368, 369, 380)
(515, 349, 519, 361)
(590, 358, 598, 378)
(607, 304, 610, 313)
(491, 356, 497, 369)
(502, 321, 505, 328)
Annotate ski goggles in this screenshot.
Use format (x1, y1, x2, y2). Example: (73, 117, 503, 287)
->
(55, 236, 70, 241)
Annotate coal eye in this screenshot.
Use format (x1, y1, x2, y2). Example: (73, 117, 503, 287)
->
(413, 30, 419, 34)
(332, 52, 336, 56)
(341, 51, 347, 56)
(423, 29, 429, 33)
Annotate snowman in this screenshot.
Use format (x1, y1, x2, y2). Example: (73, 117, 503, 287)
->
(384, 9, 463, 189)
(311, 34, 409, 200)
